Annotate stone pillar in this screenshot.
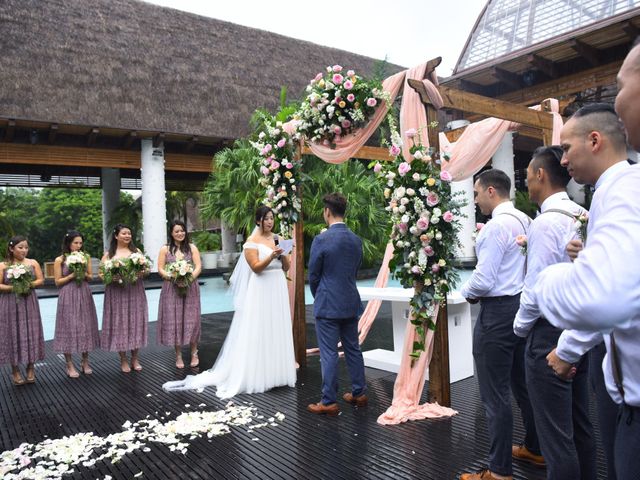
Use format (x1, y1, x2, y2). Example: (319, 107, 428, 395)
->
(221, 221, 237, 253)
(141, 139, 167, 272)
(446, 120, 476, 264)
(491, 132, 516, 200)
(101, 168, 120, 252)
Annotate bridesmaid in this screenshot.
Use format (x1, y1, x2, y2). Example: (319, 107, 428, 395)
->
(0, 236, 45, 385)
(53, 230, 100, 377)
(100, 224, 149, 373)
(157, 220, 202, 369)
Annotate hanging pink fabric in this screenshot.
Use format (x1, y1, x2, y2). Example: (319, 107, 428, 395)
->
(357, 242, 394, 342)
(377, 304, 458, 424)
(531, 99, 563, 144)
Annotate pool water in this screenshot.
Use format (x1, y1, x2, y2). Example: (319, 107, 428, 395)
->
(38, 271, 471, 341)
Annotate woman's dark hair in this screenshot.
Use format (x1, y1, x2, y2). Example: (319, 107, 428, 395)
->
(168, 220, 192, 256)
(62, 230, 84, 255)
(255, 205, 273, 230)
(6, 235, 28, 262)
(108, 223, 137, 258)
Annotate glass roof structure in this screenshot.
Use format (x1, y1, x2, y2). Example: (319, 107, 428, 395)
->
(455, 0, 640, 73)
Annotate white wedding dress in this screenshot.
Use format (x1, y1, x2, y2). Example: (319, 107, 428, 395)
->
(163, 241, 296, 398)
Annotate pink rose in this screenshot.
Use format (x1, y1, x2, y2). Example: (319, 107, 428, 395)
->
(443, 211, 454, 223)
(314, 72, 323, 82)
(405, 128, 417, 138)
(424, 246, 435, 256)
(426, 192, 439, 207)
(390, 145, 401, 157)
(270, 160, 280, 170)
(373, 162, 382, 173)
(398, 161, 411, 176)
(332, 74, 344, 84)
(346, 93, 355, 102)
(398, 223, 408, 234)
(476, 222, 485, 231)
(515, 235, 528, 247)
(277, 138, 286, 148)
(282, 119, 299, 136)
(431, 263, 440, 273)
(285, 162, 293, 169)
(333, 125, 342, 135)
(416, 217, 429, 230)
(341, 119, 351, 129)
(332, 65, 343, 72)
(440, 170, 453, 182)
(411, 265, 422, 274)
(366, 98, 377, 107)
(412, 173, 420, 181)
(344, 80, 353, 90)
(260, 166, 269, 176)
(347, 69, 355, 77)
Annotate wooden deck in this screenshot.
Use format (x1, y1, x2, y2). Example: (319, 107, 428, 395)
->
(0, 304, 609, 479)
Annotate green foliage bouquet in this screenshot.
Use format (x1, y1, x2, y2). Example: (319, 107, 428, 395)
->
(99, 257, 128, 286)
(375, 127, 464, 358)
(296, 65, 389, 147)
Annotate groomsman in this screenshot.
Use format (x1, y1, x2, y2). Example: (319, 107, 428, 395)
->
(513, 146, 597, 480)
(459, 169, 542, 480)
(533, 102, 640, 479)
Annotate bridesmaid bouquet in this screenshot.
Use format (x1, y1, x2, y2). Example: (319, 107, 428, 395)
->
(6, 263, 34, 298)
(99, 258, 128, 286)
(65, 251, 89, 285)
(128, 252, 152, 283)
(166, 259, 195, 296)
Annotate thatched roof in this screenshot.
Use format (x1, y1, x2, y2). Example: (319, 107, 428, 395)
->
(0, 0, 404, 140)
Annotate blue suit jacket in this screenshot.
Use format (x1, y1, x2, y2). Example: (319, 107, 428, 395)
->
(308, 223, 364, 319)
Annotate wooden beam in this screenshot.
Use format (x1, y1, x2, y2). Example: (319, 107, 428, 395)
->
(491, 66, 523, 89)
(293, 145, 306, 367)
(153, 132, 165, 148)
(48, 124, 59, 144)
(497, 60, 621, 106)
(527, 54, 557, 78)
(4, 120, 15, 143)
(622, 21, 639, 40)
(122, 131, 138, 149)
(87, 127, 99, 147)
(569, 39, 602, 67)
(185, 136, 199, 153)
(424, 57, 442, 79)
(408, 80, 554, 131)
(458, 79, 488, 96)
(301, 144, 393, 162)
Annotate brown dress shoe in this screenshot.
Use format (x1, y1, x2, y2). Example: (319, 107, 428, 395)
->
(307, 402, 340, 416)
(342, 392, 368, 406)
(512, 444, 545, 467)
(460, 469, 512, 480)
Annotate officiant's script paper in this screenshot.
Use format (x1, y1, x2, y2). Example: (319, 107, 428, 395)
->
(278, 239, 294, 255)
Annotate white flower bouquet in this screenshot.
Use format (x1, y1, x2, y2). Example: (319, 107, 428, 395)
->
(6, 263, 34, 298)
(65, 251, 89, 285)
(166, 259, 195, 296)
(128, 252, 152, 283)
(99, 258, 128, 286)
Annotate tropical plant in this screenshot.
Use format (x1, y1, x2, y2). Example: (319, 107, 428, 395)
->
(166, 191, 200, 225)
(191, 231, 221, 252)
(514, 190, 537, 218)
(107, 193, 143, 246)
(302, 155, 389, 268)
(200, 139, 264, 236)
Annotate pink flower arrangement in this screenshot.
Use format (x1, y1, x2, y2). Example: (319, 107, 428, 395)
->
(260, 166, 269, 176)
(270, 160, 280, 170)
(416, 217, 429, 230)
(341, 119, 351, 129)
(411, 265, 422, 274)
(332, 65, 343, 72)
(347, 69, 355, 76)
(344, 80, 353, 90)
(347, 93, 355, 102)
(398, 161, 411, 176)
(424, 246, 435, 256)
(366, 98, 377, 107)
(285, 162, 293, 169)
(333, 126, 342, 135)
(390, 145, 402, 157)
(440, 170, 453, 182)
(442, 211, 454, 222)
(426, 192, 439, 207)
(332, 74, 343, 84)
(398, 223, 409, 234)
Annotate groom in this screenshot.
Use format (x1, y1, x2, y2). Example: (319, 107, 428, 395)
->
(307, 192, 367, 416)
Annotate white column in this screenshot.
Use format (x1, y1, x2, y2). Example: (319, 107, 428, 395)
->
(491, 132, 516, 200)
(446, 120, 476, 264)
(141, 139, 167, 272)
(221, 221, 237, 254)
(101, 168, 120, 252)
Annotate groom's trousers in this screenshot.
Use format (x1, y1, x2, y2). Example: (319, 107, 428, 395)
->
(315, 316, 367, 405)
(473, 294, 540, 477)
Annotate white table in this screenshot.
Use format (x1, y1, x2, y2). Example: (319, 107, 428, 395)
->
(358, 287, 474, 383)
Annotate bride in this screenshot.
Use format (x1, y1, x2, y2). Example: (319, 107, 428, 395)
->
(163, 205, 297, 398)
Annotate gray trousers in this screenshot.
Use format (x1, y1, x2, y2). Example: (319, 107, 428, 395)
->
(473, 294, 540, 476)
(525, 318, 597, 480)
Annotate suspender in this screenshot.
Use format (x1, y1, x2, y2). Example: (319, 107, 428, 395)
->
(499, 211, 531, 276)
(541, 208, 576, 219)
(610, 333, 626, 403)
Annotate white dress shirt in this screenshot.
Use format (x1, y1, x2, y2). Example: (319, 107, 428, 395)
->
(513, 192, 586, 342)
(461, 201, 529, 299)
(534, 162, 640, 405)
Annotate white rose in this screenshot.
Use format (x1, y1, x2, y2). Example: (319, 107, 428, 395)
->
(435, 232, 443, 240)
(398, 205, 406, 213)
(400, 197, 409, 205)
(413, 150, 423, 160)
(433, 208, 442, 216)
(401, 215, 410, 223)
(406, 188, 415, 196)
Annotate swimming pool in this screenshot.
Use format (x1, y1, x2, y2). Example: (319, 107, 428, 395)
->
(38, 271, 471, 340)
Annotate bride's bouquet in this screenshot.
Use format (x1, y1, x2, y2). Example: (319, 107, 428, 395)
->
(99, 258, 128, 286)
(6, 263, 33, 298)
(65, 251, 89, 285)
(165, 259, 195, 297)
(128, 252, 152, 283)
